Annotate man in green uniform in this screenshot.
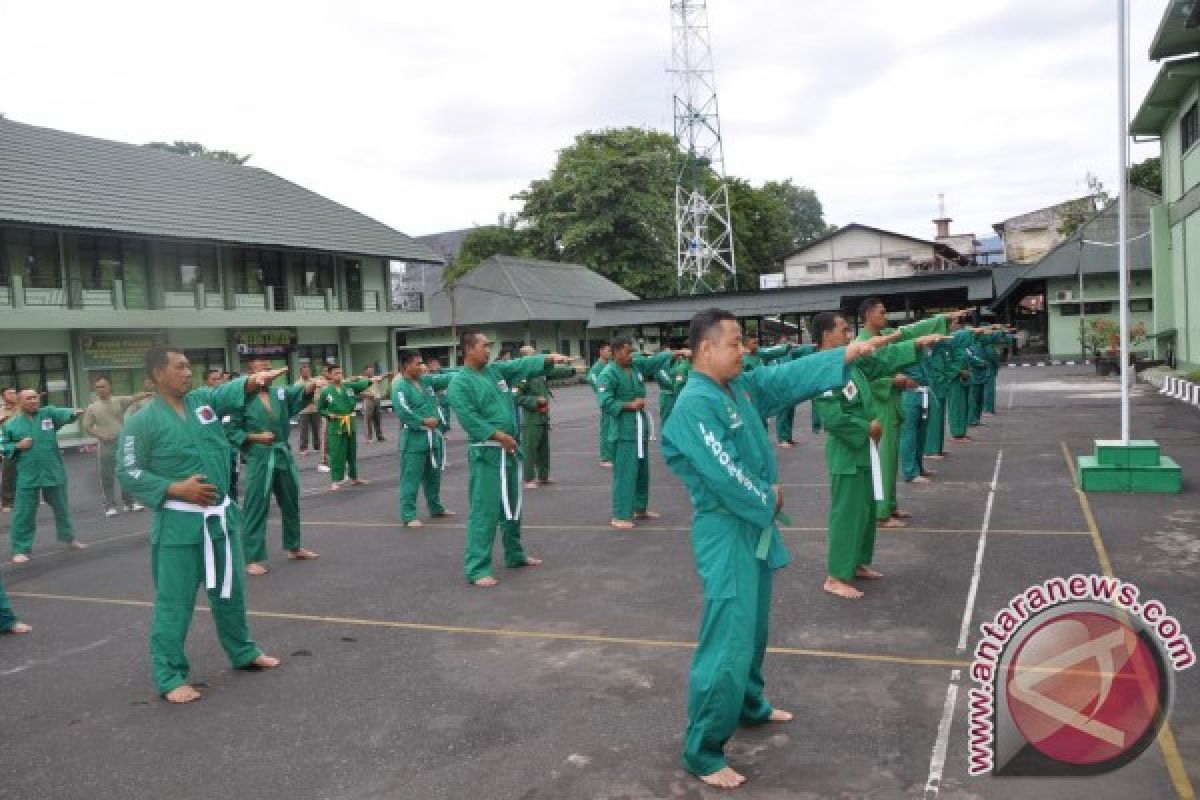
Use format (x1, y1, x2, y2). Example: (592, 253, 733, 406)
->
(0, 572, 31, 634)
(946, 322, 977, 443)
(776, 342, 816, 447)
(118, 347, 286, 703)
(923, 334, 957, 461)
(966, 335, 990, 428)
(516, 345, 576, 488)
(0, 386, 19, 512)
(426, 357, 454, 436)
(586, 344, 614, 467)
(446, 332, 571, 587)
(740, 337, 791, 431)
(317, 366, 384, 489)
(981, 328, 1015, 415)
(392, 349, 456, 528)
(899, 364, 933, 484)
(82, 376, 149, 516)
(0, 390, 86, 563)
(855, 299, 965, 527)
(662, 308, 884, 789)
(814, 313, 945, 599)
(233, 357, 325, 576)
(598, 338, 688, 529)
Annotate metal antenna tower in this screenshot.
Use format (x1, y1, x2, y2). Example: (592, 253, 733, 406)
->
(670, 0, 736, 294)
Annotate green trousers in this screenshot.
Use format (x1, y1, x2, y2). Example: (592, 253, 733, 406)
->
(241, 451, 302, 564)
(97, 439, 129, 508)
(683, 560, 775, 776)
(0, 573, 18, 631)
(900, 392, 927, 481)
(875, 406, 902, 521)
(327, 427, 358, 482)
(150, 521, 260, 694)
(659, 392, 677, 426)
(967, 383, 985, 426)
(828, 467, 876, 580)
(599, 413, 615, 463)
(925, 392, 946, 455)
(11, 485, 75, 555)
(776, 404, 796, 444)
(611, 439, 650, 520)
(399, 443, 446, 522)
(947, 382, 970, 438)
(522, 422, 550, 482)
(983, 374, 997, 413)
(463, 447, 527, 582)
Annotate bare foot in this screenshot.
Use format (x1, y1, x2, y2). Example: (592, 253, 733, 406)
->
(824, 577, 864, 599)
(431, 510, 456, 518)
(768, 708, 793, 722)
(523, 481, 538, 489)
(880, 517, 907, 528)
(926, 453, 946, 460)
(330, 482, 343, 491)
(11, 554, 29, 564)
(600, 461, 613, 469)
(351, 479, 368, 486)
(634, 511, 660, 520)
(406, 519, 425, 528)
(855, 565, 884, 580)
(66, 540, 88, 550)
(538, 479, 555, 485)
(892, 510, 912, 519)
(244, 653, 281, 670)
(610, 519, 635, 530)
(287, 548, 320, 560)
(699, 767, 746, 789)
(471, 576, 499, 588)
(513, 556, 542, 567)
(778, 441, 794, 448)
(3, 622, 32, 635)
(163, 685, 202, 704)
(909, 476, 931, 485)
(245, 562, 269, 576)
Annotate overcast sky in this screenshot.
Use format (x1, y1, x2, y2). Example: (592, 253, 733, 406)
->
(0, 1, 1167, 247)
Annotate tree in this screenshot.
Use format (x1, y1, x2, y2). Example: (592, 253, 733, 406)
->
(143, 140, 251, 165)
(725, 177, 793, 290)
(760, 180, 830, 249)
(517, 127, 684, 298)
(450, 220, 534, 283)
(1130, 156, 1162, 195)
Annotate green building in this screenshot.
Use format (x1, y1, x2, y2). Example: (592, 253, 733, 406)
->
(1131, 0, 1200, 370)
(0, 118, 438, 421)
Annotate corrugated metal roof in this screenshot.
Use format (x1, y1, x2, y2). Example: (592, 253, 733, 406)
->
(425, 255, 637, 326)
(588, 270, 996, 329)
(1131, 56, 1200, 136)
(0, 118, 441, 262)
(1149, 0, 1200, 60)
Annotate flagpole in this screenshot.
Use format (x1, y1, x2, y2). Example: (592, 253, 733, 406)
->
(1117, 0, 1131, 444)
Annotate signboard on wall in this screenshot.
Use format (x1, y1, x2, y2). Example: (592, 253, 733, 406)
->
(234, 328, 297, 357)
(79, 332, 163, 370)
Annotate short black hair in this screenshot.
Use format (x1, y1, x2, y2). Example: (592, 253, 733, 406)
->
(327, 363, 342, 372)
(145, 346, 186, 378)
(858, 297, 885, 322)
(610, 335, 634, 352)
(688, 308, 737, 353)
(398, 349, 422, 367)
(426, 356, 441, 366)
(93, 375, 111, 385)
(205, 367, 223, 379)
(811, 311, 844, 346)
(461, 331, 486, 351)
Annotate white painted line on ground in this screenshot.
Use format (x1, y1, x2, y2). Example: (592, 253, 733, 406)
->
(924, 668, 962, 798)
(956, 450, 1003, 652)
(0, 636, 113, 678)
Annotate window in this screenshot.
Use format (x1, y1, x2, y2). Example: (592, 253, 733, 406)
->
(157, 243, 218, 291)
(289, 252, 334, 295)
(846, 260, 868, 270)
(0, 353, 72, 407)
(232, 248, 283, 294)
(805, 263, 828, 274)
(0, 227, 61, 288)
(77, 236, 148, 291)
(887, 256, 911, 268)
(1084, 302, 1114, 314)
(1059, 303, 1080, 317)
(1184, 102, 1199, 153)
(1130, 298, 1153, 312)
(296, 344, 339, 370)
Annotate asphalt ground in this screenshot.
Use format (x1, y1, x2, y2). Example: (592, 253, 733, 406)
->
(0, 365, 1196, 800)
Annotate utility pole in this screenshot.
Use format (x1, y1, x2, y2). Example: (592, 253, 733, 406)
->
(670, 0, 736, 294)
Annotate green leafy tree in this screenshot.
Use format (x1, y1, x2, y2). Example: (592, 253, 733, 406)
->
(725, 177, 793, 289)
(143, 140, 251, 165)
(450, 220, 535, 283)
(1129, 156, 1161, 195)
(760, 180, 830, 249)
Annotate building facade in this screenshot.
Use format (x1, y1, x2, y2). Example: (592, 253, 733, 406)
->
(775, 223, 963, 287)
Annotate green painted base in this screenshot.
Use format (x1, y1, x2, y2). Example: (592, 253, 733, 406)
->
(1078, 439, 1182, 493)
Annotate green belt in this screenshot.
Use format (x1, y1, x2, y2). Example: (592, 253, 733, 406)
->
(757, 511, 791, 560)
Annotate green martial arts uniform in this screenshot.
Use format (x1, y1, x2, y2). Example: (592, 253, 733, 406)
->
(981, 332, 1011, 414)
(945, 330, 975, 439)
(924, 338, 958, 456)
(966, 340, 989, 427)
(230, 382, 312, 564)
(856, 316, 948, 520)
(317, 378, 372, 482)
(654, 359, 681, 425)
(118, 379, 263, 695)
(517, 366, 575, 482)
(447, 354, 560, 583)
(587, 358, 615, 463)
(775, 344, 816, 444)
(431, 369, 456, 433)
(816, 341, 922, 582)
(393, 373, 453, 523)
(899, 363, 931, 481)
(0, 572, 18, 631)
(598, 351, 675, 521)
(662, 348, 850, 778)
(741, 344, 791, 430)
(0, 406, 79, 556)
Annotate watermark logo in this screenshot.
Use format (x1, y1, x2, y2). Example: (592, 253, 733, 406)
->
(968, 575, 1193, 777)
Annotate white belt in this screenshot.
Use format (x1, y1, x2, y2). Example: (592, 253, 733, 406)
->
(163, 496, 234, 599)
(635, 411, 645, 459)
(427, 429, 445, 471)
(917, 387, 930, 419)
(471, 442, 522, 521)
(646, 406, 657, 444)
(868, 440, 885, 502)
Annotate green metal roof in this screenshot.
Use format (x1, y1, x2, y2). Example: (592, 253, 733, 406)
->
(425, 255, 637, 326)
(1131, 56, 1200, 136)
(0, 118, 442, 262)
(1149, 0, 1200, 60)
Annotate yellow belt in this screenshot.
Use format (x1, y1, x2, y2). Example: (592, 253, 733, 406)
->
(331, 414, 354, 435)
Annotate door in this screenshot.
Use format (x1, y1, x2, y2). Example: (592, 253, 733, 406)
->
(345, 259, 363, 311)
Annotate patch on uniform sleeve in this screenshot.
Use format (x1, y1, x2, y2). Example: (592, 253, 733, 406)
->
(821, 390, 835, 397)
(276, 388, 286, 401)
(41, 418, 54, 431)
(842, 381, 858, 401)
(497, 379, 509, 391)
(196, 405, 217, 424)
(597, 386, 606, 392)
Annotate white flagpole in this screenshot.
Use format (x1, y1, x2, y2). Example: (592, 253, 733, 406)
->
(1117, 0, 1131, 444)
